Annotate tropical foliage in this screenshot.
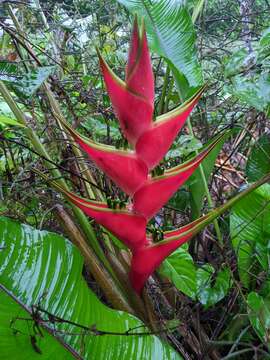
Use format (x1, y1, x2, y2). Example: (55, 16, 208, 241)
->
(1, 0, 270, 359)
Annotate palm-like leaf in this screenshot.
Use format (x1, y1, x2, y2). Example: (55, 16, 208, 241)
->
(117, 0, 203, 86)
(230, 184, 270, 289)
(0, 217, 181, 360)
(0, 285, 74, 359)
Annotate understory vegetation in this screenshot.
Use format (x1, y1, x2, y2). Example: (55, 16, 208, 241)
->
(1, 1, 270, 359)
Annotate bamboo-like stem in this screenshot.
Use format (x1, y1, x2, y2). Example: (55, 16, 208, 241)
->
(54, 204, 133, 314)
(3, 6, 132, 309)
(142, 289, 160, 332)
(167, 6, 223, 244)
(106, 252, 148, 321)
(173, 76, 223, 244)
(192, 0, 205, 24)
(7, 4, 99, 200)
(44, 86, 98, 201)
(190, 6, 223, 243)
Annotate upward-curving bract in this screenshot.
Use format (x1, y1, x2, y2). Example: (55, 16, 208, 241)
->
(53, 18, 227, 294)
(60, 120, 148, 196)
(133, 132, 227, 219)
(98, 51, 153, 146)
(129, 213, 213, 293)
(47, 179, 148, 252)
(135, 86, 205, 169)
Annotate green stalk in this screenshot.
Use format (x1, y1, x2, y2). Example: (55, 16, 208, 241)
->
(173, 74, 223, 243)
(168, 2, 223, 244)
(157, 64, 170, 116)
(0, 81, 139, 310)
(44, 87, 99, 200)
(199, 172, 270, 235)
(161, 172, 270, 246)
(192, 0, 205, 24)
(191, 2, 223, 243)
(5, 6, 129, 295)
(172, 76, 223, 243)
(186, 119, 223, 243)
(55, 204, 134, 314)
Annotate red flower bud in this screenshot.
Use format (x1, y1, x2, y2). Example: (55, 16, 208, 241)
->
(98, 52, 153, 146)
(130, 214, 213, 293)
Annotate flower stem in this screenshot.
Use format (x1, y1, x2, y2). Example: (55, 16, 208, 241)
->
(157, 64, 170, 116)
(186, 118, 223, 244)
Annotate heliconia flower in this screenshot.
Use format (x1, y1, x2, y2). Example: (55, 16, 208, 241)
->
(135, 86, 206, 170)
(133, 132, 228, 219)
(60, 120, 148, 196)
(50, 18, 230, 295)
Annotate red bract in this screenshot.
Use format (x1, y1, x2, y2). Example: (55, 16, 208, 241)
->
(50, 180, 148, 251)
(133, 132, 227, 219)
(130, 234, 194, 294)
(135, 86, 205, 169)
(57, 19, 227, 294)
(98, 52, 153, 146)
(130, 214, 212, 293)
(61, 121, 148, 196)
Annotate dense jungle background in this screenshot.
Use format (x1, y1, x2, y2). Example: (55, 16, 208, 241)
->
(1, 0, 270, 359)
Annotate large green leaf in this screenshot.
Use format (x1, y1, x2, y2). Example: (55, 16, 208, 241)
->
(0, 285, 74, 359)
(0, 61, 19, 82)
(159, 245, 197, 299)
(246, 135, 270, 182)
(117, 0, 203, 87)
(247, 292, 270, 348)
(230, 184, 270, 288)
(11, 67, 55, 98)
(159, 246, 231, 307)
(196, 265, 231, 309)
(0, 216, 181, 360)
